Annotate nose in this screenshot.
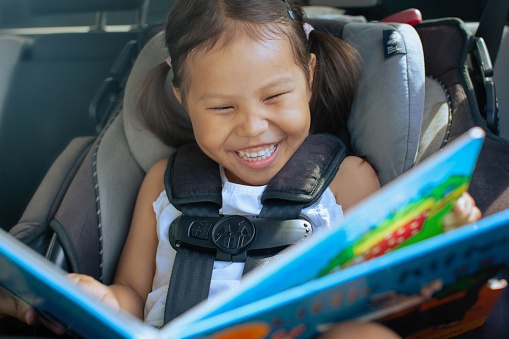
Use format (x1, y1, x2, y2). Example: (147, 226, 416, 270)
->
(235, 107, 269, 137)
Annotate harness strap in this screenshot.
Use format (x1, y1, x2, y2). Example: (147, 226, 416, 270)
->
(163, 133, 346, 323)
(163, 245, 214, 323)
(164, 142, 222, 218)
(260, 134, 347, 218)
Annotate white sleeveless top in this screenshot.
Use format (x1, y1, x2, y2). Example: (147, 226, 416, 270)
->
(144, 168, 344, 327)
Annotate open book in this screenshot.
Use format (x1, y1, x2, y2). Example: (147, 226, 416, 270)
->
(2, 127, 508, 338)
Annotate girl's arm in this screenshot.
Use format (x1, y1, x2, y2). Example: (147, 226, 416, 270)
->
(329, 156, 380, 211)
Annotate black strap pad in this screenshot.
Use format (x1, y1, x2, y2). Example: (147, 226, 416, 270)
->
(260, 133, 347, 218)
(165, 133, 346, 217)
(164, 142, 222, 216)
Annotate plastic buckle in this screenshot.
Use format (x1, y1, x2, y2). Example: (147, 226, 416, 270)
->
(169, 215, 312, 262)
(472, 37, 499, 135)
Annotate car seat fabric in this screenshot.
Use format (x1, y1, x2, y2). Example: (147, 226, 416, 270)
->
(416, 76, 451, 163)
(123, 32, 174, 173)
(415, 18, 509, 216)
(94, 113, 146, 284)
(342, 22, 424, 185)
(9, 136, 95, 251)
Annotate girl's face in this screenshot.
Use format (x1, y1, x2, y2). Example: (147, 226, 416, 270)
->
(176, 35, 315, 186)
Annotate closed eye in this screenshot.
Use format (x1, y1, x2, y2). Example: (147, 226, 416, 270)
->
(265, 93, 286, 102)
(209, 106, 234, 112)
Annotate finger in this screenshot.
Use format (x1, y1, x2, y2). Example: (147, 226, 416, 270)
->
(67, 273, 120, 310)
(0, 287, 36, 325)
(452, 194, 470, 221)
(467, 206, 482, 224)
(38, 315, 66, 335)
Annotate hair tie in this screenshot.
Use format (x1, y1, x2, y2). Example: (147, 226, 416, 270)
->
(303, 23, 314, 40)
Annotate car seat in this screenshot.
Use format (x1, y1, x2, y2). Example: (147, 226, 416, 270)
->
(9, 16, 425, 283)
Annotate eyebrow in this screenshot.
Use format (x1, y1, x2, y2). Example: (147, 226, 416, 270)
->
(197, 75, 295, 102)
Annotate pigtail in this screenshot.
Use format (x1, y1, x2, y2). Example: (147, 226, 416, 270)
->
(308, 29, 362, 140)
(136, 62, 194, 148)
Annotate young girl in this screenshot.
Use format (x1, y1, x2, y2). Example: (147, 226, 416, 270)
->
(1, 0, 481, 337)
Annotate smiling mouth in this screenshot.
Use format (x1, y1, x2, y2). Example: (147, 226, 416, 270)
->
(236, 143, 277, 161)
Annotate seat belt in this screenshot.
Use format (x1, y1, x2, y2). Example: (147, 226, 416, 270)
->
(162, 133, 346, 323)
(475, 0, 509, 64)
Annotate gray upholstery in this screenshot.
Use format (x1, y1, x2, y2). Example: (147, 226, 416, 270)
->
(124, 31, 174, 173)
(344, 22, 424, 185)
(96, 114, 145, 284)
(124, 23, 425, 186)
(10, 136, 95, 242)
(416, 77, 450, 163)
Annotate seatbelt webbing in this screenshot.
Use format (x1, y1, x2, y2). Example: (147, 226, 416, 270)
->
(163, 244, 215, 323)
(243, 254, 274, 275)
(476, 0, 509, 64)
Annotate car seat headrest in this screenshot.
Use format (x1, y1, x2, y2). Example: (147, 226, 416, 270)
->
(343, 22, 424, 185)
(124, 21, 425, 185)
(124, 31, 174, 173)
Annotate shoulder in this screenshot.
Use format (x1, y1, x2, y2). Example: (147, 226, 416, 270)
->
(328, 155, 380, 211)
(146, 158, 168, 180)
(138, 159, 168, 202)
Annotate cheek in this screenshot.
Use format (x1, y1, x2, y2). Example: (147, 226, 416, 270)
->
(287, 103, 311, 133)
(189, 113, 227, 148)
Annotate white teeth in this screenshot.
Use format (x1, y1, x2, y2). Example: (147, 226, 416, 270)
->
(237, 144, 277, 161)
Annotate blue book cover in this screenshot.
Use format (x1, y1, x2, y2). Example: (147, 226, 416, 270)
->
(2, 127, 508, 339)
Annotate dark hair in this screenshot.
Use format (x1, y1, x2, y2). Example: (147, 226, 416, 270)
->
(137, 0, 361, 148)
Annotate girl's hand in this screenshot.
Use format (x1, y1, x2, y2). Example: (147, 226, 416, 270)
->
(443, 192, 482, 232)
(0, 286, 65, 334)
(0, 285, 35, 324)
(67, 273, 120, 311)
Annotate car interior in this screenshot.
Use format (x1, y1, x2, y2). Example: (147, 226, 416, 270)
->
(1, 0, 509, 338)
